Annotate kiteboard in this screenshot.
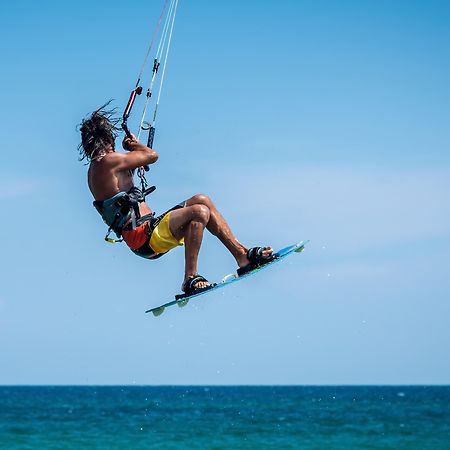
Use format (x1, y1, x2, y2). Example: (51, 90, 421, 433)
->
(146, 240, 309, 317)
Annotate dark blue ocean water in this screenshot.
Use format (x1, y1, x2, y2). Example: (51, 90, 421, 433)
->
(0, 386, 449, 449)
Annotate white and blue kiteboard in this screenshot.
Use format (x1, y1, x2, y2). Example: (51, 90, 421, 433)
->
(145, 240, 309, 317)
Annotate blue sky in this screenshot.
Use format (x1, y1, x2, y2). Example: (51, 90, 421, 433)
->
(0, 0, 449, 384)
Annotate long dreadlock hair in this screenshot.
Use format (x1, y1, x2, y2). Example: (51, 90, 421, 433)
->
(78, 101, 121, 163)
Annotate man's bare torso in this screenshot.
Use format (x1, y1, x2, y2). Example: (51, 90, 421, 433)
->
(88, 151, 152, 216)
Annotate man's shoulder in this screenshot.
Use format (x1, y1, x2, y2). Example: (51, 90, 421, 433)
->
(103, 151, 125, 162)
(91, 151, 125, 168)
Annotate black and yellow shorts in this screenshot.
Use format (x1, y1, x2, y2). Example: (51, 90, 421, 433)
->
(122, 201, 186, 260)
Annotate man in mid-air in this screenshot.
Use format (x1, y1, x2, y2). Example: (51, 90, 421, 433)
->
(79, 105, 274, 296)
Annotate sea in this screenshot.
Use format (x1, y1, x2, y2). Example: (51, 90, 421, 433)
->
(0, 386, 449, 449)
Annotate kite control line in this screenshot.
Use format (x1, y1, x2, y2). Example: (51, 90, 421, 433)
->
(121, 0, 179, 188)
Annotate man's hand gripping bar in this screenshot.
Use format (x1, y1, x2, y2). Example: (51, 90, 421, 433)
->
(121, 86, 150, 172)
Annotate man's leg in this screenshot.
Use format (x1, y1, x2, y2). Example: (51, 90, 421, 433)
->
(169, 204, 211, 288)
(169, 194, 273, 289)
(186, 194, 272, 268)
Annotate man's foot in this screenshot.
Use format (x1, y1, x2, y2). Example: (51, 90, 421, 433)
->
(182, 274, 213, 296)
(237, 246, 275, 276)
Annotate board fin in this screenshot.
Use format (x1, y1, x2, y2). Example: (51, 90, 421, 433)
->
(152, 306, 165, 317)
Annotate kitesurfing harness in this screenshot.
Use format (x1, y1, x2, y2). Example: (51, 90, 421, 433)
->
(93, 186, 155, 243)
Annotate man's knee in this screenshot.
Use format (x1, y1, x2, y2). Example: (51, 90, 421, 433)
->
(190, 193, 213, 207)
(189, 204, 210, 224)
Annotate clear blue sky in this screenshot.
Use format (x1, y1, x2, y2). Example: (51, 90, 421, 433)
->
(0, 0, 449, 384)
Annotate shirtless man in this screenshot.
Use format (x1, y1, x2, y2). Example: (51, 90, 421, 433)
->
(79, 105, 273, 296)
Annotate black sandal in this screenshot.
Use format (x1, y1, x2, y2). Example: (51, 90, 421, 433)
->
(237, 246, 276, 277)
(179, 274, 214, 297)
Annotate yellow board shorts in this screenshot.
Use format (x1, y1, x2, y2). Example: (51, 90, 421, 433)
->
(149, 211, 184, 254)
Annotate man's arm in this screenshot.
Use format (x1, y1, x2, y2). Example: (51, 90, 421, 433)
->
(114, 135, 159, 171)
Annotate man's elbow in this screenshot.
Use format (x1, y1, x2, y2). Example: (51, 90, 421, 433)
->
(147, 150, 159, 164)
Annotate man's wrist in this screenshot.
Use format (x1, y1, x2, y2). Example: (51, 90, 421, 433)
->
(124, 141, 138, 151)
